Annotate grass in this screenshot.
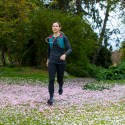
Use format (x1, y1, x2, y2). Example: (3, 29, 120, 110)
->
(83, 83, 111, 91)
(0, 67, 48, 83)
(0, 106, 50, 125)
(0, 67, 73, 85)
(83, 79, 125, 91)
(1, 67, 125, 124)
(1, 102, 125, 125)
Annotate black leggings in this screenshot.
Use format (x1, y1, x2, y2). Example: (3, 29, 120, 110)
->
(48, 62, 65, 98)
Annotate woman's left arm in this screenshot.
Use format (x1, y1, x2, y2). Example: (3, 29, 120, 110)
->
(64, 36, 72, 56)
(60, 35, 72, 60)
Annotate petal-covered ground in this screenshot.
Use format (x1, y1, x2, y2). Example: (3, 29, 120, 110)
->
(0, 78, 125, 111)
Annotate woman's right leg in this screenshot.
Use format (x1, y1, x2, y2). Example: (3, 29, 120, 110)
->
(48, 62, 56, 99)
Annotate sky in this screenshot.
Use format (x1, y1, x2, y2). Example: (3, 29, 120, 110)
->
(43, 0, 125, 51)
(107, 6, 125, 50)
(84, 2, 125, 51)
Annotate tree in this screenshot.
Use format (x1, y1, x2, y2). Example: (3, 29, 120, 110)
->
(27, 8, 97, 71)
(95, 45, 112, 68)
(0, 0, 18, 65)
(0, 0, 41, 66)
(92, 0, 111, 63)
(119, 41, 125, 62)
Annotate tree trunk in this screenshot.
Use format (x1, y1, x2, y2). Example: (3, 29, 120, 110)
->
(76, 0, 82, 15)
(58, 0, 70, 11)
(58, 0, 65, 10)
(1, 46, 6, 66)
(7, 50, 14, 66)
(92, 0, 111, 64)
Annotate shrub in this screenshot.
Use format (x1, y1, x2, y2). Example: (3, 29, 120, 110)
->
(66, 63, 89, 77)
(96, 62, 125, 80)
(87, 64, 104, 78)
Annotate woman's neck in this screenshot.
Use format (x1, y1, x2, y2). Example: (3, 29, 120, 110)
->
(53, 32, 60, 37)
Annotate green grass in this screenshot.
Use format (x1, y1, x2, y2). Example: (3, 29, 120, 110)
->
(1, 67, 125, 124)
(0, 106, 50, 125)
(0, 67, 73, 84)
(83, 80, 125, 91)
(1, 102, 125, 125)
(0, 67, 48, 83)
(83, 83, 111, 91)
(56, 102, 125, 125)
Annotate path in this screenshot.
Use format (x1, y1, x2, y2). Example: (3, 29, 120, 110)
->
(0, 78, 125, 111)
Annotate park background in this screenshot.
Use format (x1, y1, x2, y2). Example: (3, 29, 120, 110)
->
(1, 0, 125, 124)
(0, 0, 125, 79)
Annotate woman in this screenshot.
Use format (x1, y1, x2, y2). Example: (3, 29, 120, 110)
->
(46, 21, 72, 105)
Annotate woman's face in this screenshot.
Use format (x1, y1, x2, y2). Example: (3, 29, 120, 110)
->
(52, 22, 61, 33)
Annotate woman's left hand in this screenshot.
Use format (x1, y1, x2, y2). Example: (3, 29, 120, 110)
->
(60, 54, 66, 60)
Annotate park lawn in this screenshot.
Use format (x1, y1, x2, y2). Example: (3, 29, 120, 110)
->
(1, 67, 125, 86)
(0, 101, 125, 125)
(1, 67, 125, 124)
(0, 67, 48, 83)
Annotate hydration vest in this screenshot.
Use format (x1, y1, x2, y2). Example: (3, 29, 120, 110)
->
(48, 33, 65, 49)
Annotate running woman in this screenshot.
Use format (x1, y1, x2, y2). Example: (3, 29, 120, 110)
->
(46, 21, 72, 105)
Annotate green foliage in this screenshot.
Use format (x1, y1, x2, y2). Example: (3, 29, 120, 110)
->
(0, 0, 40, 66)
(87, 64, 104, 78)
(0, 0, 98, 77)
(120, 41, 125, 61)
(95, 45, 112, 68)
(96, 62, 125, 80)
(83, 83, 110, 91)
(66, 62, 89, 77)
(16, 7, 98, 72)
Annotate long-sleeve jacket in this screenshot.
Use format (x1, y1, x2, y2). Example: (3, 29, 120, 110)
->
(47, 34, 72, 64)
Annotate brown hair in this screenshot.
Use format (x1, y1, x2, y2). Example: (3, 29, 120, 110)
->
(52, 21, 61, 28)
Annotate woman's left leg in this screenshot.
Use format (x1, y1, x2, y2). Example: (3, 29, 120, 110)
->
(57, 64, 65, 95)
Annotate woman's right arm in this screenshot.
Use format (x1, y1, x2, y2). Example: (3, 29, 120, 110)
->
(46, 38, 50, 67)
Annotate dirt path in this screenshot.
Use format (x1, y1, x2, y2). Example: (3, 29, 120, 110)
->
(0, 78, 125, 111)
